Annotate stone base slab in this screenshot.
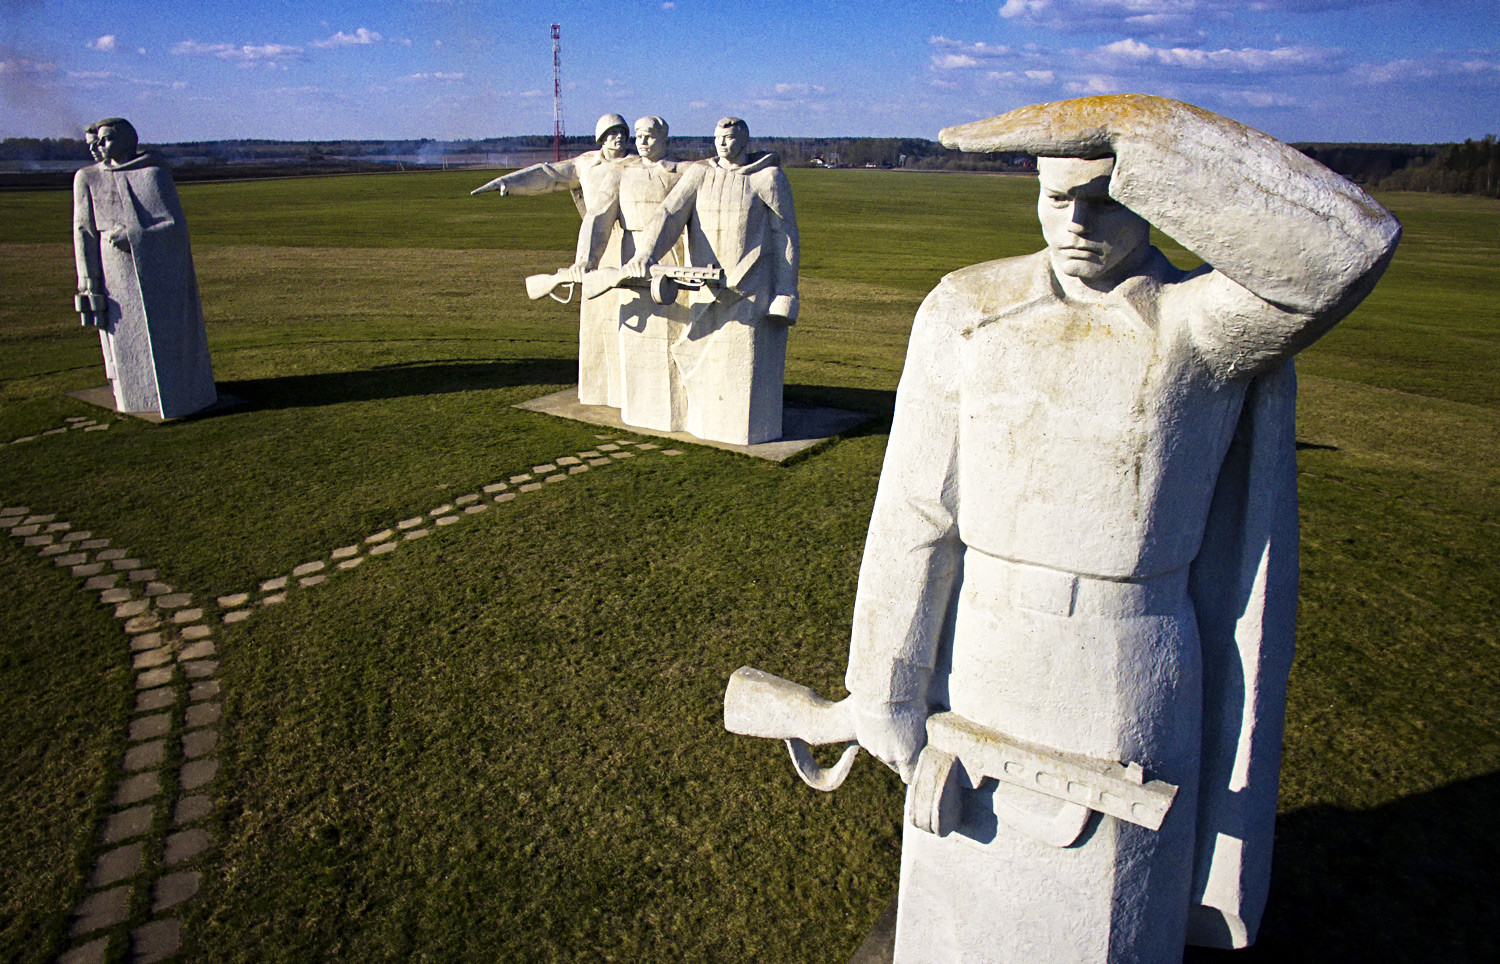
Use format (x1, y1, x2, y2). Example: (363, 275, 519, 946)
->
(66, 386, 248, 424)
(514, 389, 874, 464)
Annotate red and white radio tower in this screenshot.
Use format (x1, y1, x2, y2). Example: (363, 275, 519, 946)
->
(551, 23, 565, 162)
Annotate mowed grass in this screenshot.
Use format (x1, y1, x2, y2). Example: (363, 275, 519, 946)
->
(0, 169, 1496, 962)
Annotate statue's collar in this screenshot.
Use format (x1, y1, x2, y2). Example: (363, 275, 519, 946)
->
(714, 151, 780, 174)
(103, 151, 158, 172)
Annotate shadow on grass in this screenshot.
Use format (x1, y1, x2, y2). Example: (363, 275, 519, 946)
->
(1187, 771, 1500, 963)
(785, 383, 895, 437)
(1295, 440, 1340, 451)
(217, 358, 578, 411)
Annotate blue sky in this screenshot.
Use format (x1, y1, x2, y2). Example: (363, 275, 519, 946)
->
(2, 1, 1497, 144)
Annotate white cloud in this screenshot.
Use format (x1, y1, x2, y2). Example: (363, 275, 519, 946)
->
(773, 82, 827, 96)
(312, 28, 383, 50)
(934, 53, 980, 69)
(662, 2, 677, 8)
(999, 0, 1396, 36)
(0, 56, 59, 78)
(171, 40, 303, 68)
(1098, 37, 1337, 72)
(403, 72, 465, 81)
(689, 100, 708, 108)
(87, 35, 118, 53)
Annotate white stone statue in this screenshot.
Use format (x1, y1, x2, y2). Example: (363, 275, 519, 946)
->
(723, 95, 1400, 963)
(472, 113, 632, 407)
(622, 116, 799, 446)
(576, 116, 691, 432)
(73, 118, 217, 419)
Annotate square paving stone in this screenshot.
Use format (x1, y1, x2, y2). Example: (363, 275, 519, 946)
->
(428, 504, 454, 517)
(611, 451, 636, 459)
(182, 730, 217, 759)
(532, 464, 556, 473)
(24, 513, 55, 524)
(180, 759, 218, 791)
(455, 493, 479, 505)
(509, 474, 532, 484)
(112, 771, 160, 806)
(179, 641, 216, 661)
(519, 483, 543, 492)
(635, 442, 660, 450)
(494, 493, 516, 503)
(578, 450, 602, 458)
(54, 552, 88, 566)
(662, 449, 685, 456)
(83, 424, 109, 432)
(100, 804, 154, 845)
(127, 569, 156, 582)
(125, 614, 162, 634)
(85, 573, 120, 590)
(299, 574, 327, 588)
(111, 559, 141, 571)
(185, 702, 221, 728)
(70, 885, 130, 936)
(556, 456, 581, 465)
(135, 667, 172, 689)
(155, 594, 192, 609)
(365, 528, 395, 543)
(96, 548, 127, 561)
(47, 522, 72, 532)
(152, 870, 202, 913)
(39, 544, 68, 556)
(63, 531, 91, 542)
(256, 590, 282, 603)
(123, 739, 165, 772)
(222, 609, 250, 623)
(171, 608, 204, 624)
(10, 526, 41, 539)
(545, 474, 567, 483)
(130, 713, 171, 742)
(464, 504, 489, 515)
(132, 648, 172, 671)
(338, 557, 365, 570)
(397, 516, 423, 529)
(331, 545, 359, 559)
(370, 542, 398, 555)
(43, 427, 66, 435)
(482, 483, 508, 493)
(292, 561, 325, 577)
(71, 562, 106, 577)
(131, 918, 181, 964)
(173, 794, 212, 826)
(143, 582, 172, 596)
(180, 625, 211, 641)
(435, 515, 460, 526)
(182, 659, 218, 680)
(568, 465, 588, 475)
(189, 680, 220, 702)
(130, 632, 164, 653)
(135, 688, 174, 714)
(403, 528, 430, 540)
(216, 592, 249, 608)
(81, 539, 110, 550)
(259, 576, 288, 592)
(587, 458, 612, 467)
(0, 506, 25, 516)
(100, 588, 132, 604)
(88, 842, 142, 888)
(23, 534, 54, 546)
(596, 443, 621, 451)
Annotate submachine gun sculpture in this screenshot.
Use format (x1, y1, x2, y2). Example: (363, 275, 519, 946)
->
(524, 264, 724, 306)
(724, 667, 1177, 845)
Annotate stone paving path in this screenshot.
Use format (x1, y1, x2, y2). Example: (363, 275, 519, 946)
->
(3, 433, 679, 964)
(8, 414, 113, 445)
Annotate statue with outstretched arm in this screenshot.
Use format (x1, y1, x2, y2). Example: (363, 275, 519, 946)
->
(471, 113, 631, 407)
(725, 95, 1399, 963)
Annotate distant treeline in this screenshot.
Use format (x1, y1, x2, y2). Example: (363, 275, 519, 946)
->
(4, 134, 1497, 196)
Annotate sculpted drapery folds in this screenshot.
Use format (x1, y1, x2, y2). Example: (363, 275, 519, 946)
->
(838, 96, 1399, 963)
(623, 117, 799, 446)
(73, 118, 217, 419)
(472, 113, 632, 407)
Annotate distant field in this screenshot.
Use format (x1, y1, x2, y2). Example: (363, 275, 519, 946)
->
(0, 169, 1495, 963)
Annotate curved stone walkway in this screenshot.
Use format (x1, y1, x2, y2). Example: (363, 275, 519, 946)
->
(9, 414, 112, 445)
(4, 432, 678, 964)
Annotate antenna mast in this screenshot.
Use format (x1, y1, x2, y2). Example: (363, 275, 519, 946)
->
(551, 23, 564, 162)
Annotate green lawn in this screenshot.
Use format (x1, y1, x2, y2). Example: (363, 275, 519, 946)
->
(1, 169, 1496, 962)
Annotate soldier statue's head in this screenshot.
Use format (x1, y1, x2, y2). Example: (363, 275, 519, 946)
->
(93, 117, 140, 166)
(1035, 156, 1149, 291)
(595, 113, 629, 159)
(715, 116, 749, 165)
(634, 116, 668, 162)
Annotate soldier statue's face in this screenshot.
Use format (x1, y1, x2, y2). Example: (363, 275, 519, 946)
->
(1037, 156, 1149, 289)
(84, 130, 102, 162)
(599, 128, 627, 159)
(716, 125, 747, 164)
(635, 128, 665, 161)
(96, 125, 134, 165)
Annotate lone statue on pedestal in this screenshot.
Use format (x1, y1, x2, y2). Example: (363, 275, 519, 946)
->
(73, 117, 217, 419)
(623, 116, 798, 446)
(724, 95, 1399, 963)
(471, 113, 632, 407)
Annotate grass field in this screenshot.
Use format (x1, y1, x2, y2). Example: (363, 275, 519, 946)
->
(1, 168, 1496, 963)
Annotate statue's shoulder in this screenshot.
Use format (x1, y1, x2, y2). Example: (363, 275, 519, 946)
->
(925, 252, 1051, 322)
